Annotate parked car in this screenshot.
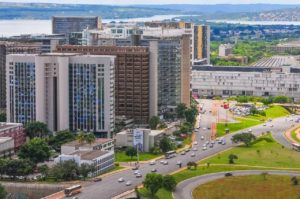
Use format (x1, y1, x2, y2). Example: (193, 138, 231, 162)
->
(151, 168, 157, 172)
(118, 177, 124, 182)
(224, 172, 233, 177)
(191, 153, 196, 157)
(126, 181, 132, 186)
(149, 161, 156, 165)
(136, 173, 142, 178)
(202, 146, 207, 151)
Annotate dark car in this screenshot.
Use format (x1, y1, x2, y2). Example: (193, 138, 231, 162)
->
(93, 177, 102, 182)
(224, 172, 233, 177)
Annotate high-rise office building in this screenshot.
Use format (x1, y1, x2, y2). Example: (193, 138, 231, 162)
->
(193, 25, 211, 64)
(52, 16, 102, 35)
(6, 53, 115, 137)
(56, 45, 150, 124)
(146, 34, 191, 116)
(0, 45, 5, 110)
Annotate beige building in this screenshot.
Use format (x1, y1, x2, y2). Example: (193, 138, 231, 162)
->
(6, 53, 115, 137)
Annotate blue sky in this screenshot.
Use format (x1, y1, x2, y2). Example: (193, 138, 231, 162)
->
(1, 0, 300, 4)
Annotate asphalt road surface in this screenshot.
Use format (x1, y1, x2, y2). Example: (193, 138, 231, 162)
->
(173, 170, 300, 199)
(74, 100, 299, 199)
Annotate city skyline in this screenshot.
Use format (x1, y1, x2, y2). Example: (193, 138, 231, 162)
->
(1, 0, 300, 5)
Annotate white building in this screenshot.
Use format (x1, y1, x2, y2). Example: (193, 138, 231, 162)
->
(55, 150, 115, 176)
(192, 59, 300, 100)
(0, 137, 14, 157)
(219, 44, 233, 57)
(116, 124, 178, 152)
(6, 53, 115, 137)
(61, 138, 114, 155)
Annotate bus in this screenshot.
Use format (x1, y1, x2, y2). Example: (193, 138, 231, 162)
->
(292, 143, 300, 152)
(64, 185, 82, 197)
(165, 151, 176, 159)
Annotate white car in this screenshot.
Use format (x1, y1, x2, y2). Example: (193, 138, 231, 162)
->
(163, 160, 168, 165)
(202, 146, 207, 151)
(202, 144, 207, 147)
(151, 168, 157, 172)
(248, 129, 252, 132)
(193, 147, 198, 151)
(203, 127, 207, 130)
(180, 151, 186, 155)
(126, 181, 132, 186)
(136, 173, 142, 178)
(176, 161, 182, 165)
(191, 153, 196, 157)
(205, 141, 210, 145)
(193, 141, 198, 145)
(270, 124, 274, 127)
(200, 136, 205, 140)
(149, 161, 156, 165)
(118, 177, 124, 182)
(134, 170, 140, 175)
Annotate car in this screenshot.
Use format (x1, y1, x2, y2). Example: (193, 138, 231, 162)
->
(270, 124, 274, 127)
(224, 172, 233, 177)
(126, 181, 132, 186)
(222, 141, 226, 145)
(136, 173, 142, 178)
(203, 127, 207, 130)
(193, 141, 198, 145)
(93, 177, 102, 182)
(180, 151, 186, 155)
(205, 141, 209, 145)
(263, 123, 266, 126)
(209, 144, 213, 148)
(290, 119, 294, 121)
(193, 147, 198, 151)
(149, 161, 156, 165)
(151, 168, 157, 172)
(211, 140, 215, 144)
(200, 136, 205, 140)
(268, 118, 272, 122)
(72, 197, 78, 199)
(202, 144, 207, 147)
(160, 160, 165, 164)
(202, 146, 207, 150)
(134, 170, 140, 175)
(248, 129, 252, 132)
(118, 177, 124, 182)
(184, 148, 190, 153)
(176, 161, 182, 165)
(207, 126, 211, 130)
(132, 167, 139, 170)
(191, 153, 196, 157)
(163, 161, 168, 165)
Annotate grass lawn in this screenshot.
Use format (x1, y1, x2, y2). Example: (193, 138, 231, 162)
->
(193, 175, 300, 199)
(291, 127, 300, 144)
(183, 136, 192, 146)
(246, 105, 290, 121)
(217, 118, 262, 137)
(201, 133, 300, 168)
(139, 187, 172, 199)
(115, 151, 162, 162)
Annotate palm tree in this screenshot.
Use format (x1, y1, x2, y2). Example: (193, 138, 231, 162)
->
(76, 132, 86, 144)
(85, 133, 96, 145)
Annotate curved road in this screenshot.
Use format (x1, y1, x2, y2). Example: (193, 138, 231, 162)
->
(173, 170, 300, 199)
(75, 100, 298, 199)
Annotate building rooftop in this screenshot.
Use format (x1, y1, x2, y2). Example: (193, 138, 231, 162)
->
(0, 123, 23, 131)
(276, 40, 300, 47)
(62, 138, 113, 148)
(70, 150, 109, 160)
(251, 56, 300, 68)
(0, 137, 13, 143)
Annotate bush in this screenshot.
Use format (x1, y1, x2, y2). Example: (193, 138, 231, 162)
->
(115, 162, 120, 167)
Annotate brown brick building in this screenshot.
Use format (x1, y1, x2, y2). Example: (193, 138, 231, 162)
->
(56, 45, 150, 124)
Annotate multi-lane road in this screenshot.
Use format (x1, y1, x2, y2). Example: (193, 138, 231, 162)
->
(75, 100, 298, 199)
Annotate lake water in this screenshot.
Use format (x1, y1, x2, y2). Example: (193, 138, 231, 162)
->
(208, 20, 300, 26)
(0, 15, 187, 37)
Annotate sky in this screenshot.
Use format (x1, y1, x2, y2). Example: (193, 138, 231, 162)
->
(1, 0, 300, 5)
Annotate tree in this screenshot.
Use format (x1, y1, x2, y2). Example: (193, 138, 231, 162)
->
(50, 160, 79, 181)
(158, 122, 168, 130)
(0, 113, 6, 122)
(5, 159, 34, 180)
(85, 133, 96, 145)
(291, 176, 299, 185)
(18, 138, 51, 164)
(38, 164, 49, 179)
(0, 159, 7, 178)
(187, 161, 198, 170)
(149, 146, 161, 155)
(0, 183, 7, 199)
(184, 106, 198, 125)
(162, 175, 177, 191)
(76, 132, 86, 144)
(25, 121, 50, 139)
(177, 103, 187, 118)
(48, 130, 76, 152)
(79, 163, 95, 180)
(231, 133, 256, 147)
(159, 136, 174, 153)
(143, 173, 163, 196)
(149, 116, 160, 130)
(228, 154, 238, 164)
(125, 146, 137, 160)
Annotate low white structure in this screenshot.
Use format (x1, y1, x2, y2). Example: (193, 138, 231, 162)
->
(116, 124, 178, 152)
(0, 137, 14, 157)
(61, 138, 114, 155)
(55, 150, 115, 176)
(219, 44, 233, 57)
